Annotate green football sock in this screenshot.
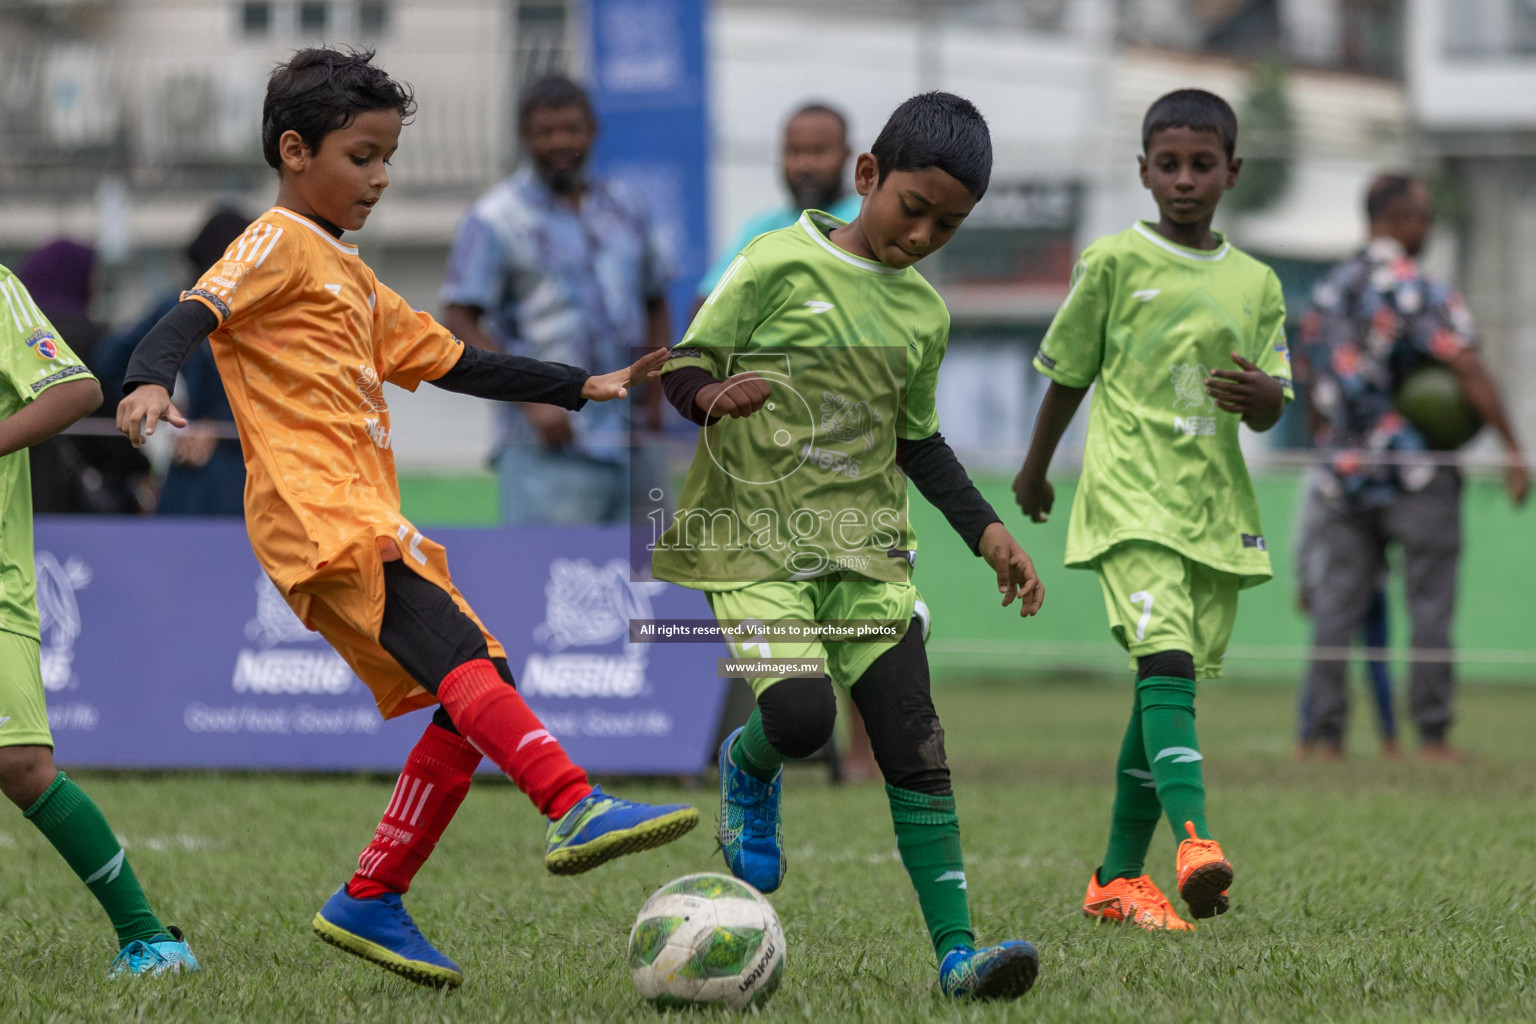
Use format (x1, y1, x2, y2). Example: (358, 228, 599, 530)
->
(24, 772, 166, 948)
(1138, 675, 1210, 842)
(729, 707, 785, 782)
(886, 785, 974, 959)
(1099, 688, 1163, 882)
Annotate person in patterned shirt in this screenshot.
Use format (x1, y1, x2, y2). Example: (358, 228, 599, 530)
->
(1294, 172, 1528, 760)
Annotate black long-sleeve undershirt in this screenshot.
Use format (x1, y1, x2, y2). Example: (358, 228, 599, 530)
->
(896, 432, 1000, 556)
(662, 365, 722, 426)
(663, 365, 999, 554)
(428, 345, 589, 409)
(122, 299, 218, 395)
(122, 299, 590, 409)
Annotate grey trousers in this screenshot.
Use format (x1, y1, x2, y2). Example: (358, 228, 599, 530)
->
(1301, 468, 1461, 744)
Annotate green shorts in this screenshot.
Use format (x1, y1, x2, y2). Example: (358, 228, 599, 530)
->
(707, 575, 925, 696)
(0, 630, 53, 749)
(1093, 541, 1240, 680)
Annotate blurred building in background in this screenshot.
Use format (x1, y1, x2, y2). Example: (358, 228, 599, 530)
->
(7, 0, 1519, 474)
(1407, 0, 1536, 462)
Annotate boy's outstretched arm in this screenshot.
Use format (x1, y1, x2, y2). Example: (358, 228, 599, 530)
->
(427, 345, 669, 405)
(0, 378, 102, 457)
(1205, 352, 1286, 432)
(1013, 381, 1089, 522)
(899, 432, 1044, 618)
(117, 298, 219, 446)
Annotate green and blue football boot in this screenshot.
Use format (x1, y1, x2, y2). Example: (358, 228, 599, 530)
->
(107, 926, 200, 978)
(544, 785, 699, 875)
(939, 940, 1040, 1001)
(313, 885, 463, 988)
(717, 727, 786, 893)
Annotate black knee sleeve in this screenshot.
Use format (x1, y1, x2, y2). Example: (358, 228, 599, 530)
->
(757, 677, 837, 759)
(1136, 649, 1195, 682)
(850, 621, 951, 796)
(378, 561, 492, 694)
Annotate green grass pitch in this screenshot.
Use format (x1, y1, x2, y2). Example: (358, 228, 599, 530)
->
(4, 676, 1535, 1023)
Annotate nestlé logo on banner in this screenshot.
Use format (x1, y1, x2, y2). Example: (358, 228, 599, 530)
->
(233, 576, 357, 696)
(523, 558, 663, 700)
(35, 551, 97, 732)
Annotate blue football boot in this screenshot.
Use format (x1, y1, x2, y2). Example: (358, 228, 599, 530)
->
(312, 885, 463, 988)
(544, 785, 699, 875)
(717, 727, 786, 893)
(939, 940, 1040, 1001)
(107, 926, 200, 978)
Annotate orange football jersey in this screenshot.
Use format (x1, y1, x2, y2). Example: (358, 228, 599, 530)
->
(185, 206, 504, 718)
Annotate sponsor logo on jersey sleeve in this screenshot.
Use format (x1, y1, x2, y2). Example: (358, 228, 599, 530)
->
(25, 327, 59, 360)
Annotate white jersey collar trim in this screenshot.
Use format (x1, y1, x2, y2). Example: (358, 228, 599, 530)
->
(798, 211, 903, 275)
(272, 207, 360, 255)
(1133, 221, 1228, 262)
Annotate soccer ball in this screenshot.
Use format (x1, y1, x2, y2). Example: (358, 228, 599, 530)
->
(1396, 364, 1481, 449)
(627, 873, 786, 1010)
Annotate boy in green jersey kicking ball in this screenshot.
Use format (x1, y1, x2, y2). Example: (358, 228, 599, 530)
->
(0, 264, 199, 976)
(654, 93, 1046, 1001)
(1014, 89, 1291, 931)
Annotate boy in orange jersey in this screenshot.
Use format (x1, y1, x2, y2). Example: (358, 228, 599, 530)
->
(116, 48, 697, 989)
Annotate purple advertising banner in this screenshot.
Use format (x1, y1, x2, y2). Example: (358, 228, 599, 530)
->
(34, 519, 728, 775)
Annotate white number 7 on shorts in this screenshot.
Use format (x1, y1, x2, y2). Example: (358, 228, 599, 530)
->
(1129, 591, 1154, 642)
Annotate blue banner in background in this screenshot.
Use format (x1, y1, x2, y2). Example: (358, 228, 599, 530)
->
(35, 520, 727, 775)
(586, 0, 710, 335)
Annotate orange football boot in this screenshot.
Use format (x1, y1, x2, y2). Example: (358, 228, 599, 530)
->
(1175, 821, 1232, 919)
(1082, 872, 1194, 931)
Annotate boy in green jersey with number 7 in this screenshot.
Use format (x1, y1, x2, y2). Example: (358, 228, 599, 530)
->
(654, 93, 1045, 1001)
(1014, 89, 1292, 931)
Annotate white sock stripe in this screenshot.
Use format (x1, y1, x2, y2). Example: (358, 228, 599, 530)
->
(408, 782, 435, 826)
(393, 778, 422, 822)
(383, 775, 410, 819)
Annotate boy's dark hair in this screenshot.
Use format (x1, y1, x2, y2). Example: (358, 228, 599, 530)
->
(1365, 172, 1419, 221)
(788, 101, 848, 139)
(1141, 89, 1238, 159)
(518, 73, 594, 130)
(262, 47, 416, 170)
(869, 92, 992, 199)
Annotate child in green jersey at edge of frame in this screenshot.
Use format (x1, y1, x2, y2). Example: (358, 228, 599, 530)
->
(655, 92, 1046, 1002)
(1013, 89, 1292, 932)
(0, 264, 200, 977)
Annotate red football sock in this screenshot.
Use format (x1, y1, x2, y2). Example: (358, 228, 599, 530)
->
(437, 658, 592, 819)
(349, 723, 481, 900)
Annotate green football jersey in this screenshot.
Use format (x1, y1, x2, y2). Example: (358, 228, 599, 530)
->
(1033, 223, 1293, 587)
(654, 211, 948, 590)
(0, 264, 96, 640)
